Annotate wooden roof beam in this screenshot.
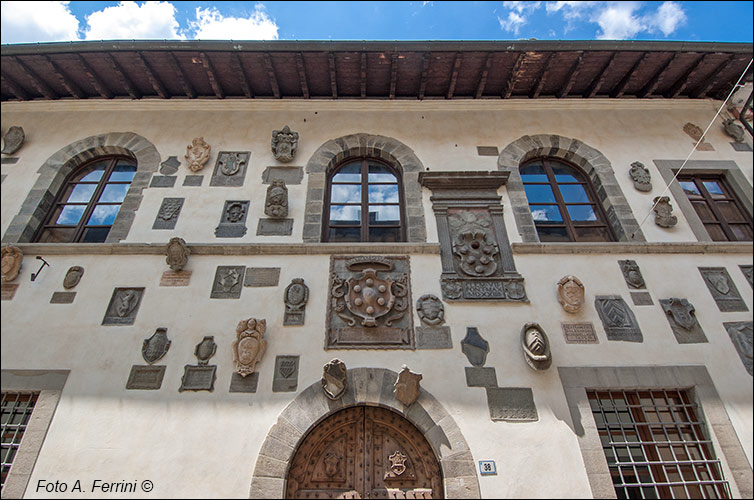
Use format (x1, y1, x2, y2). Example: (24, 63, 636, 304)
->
(503, 52, 526, 99)
(104, 53, 140, 99)
(446, 52, 462, 99)
(328, 52, 338, 98)
(360, 52, 367, 98)
(610, 51, 650, 98)
(76, 54, 112, 99)
(474, 52, 493, 99)
(41, 55, 85, 99)
(295, 52, 309, 99)
(583, 52, 618, 98)
(418, 52, 431, 100)
(200, 52, 224, 99)
(689, 54, 736, 98)
(11, 56, 58, 99)
(230, 52, 252, 98)
(530, 52, 555, 99)
(389, 52, 398, 100)
(135, 52, 168, 99)
(664, 53, 707, 98)
(638, 52, 679, 98)
(557, 52, 583, 98)
(1, 73, 30, 100)
(167, 52, 196, 98)
(263, 52, 280, 98)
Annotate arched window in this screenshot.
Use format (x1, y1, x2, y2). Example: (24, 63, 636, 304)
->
(324, 158, 405, 242)
(34, 156, 137, 243)
(520, 158, 615, 242)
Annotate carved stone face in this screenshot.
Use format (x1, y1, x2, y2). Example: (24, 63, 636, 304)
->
(226, 203, 244, 223)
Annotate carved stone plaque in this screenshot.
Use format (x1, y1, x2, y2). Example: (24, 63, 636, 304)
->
(741, 265, 753, 288)
(272, 355, 299, 392)
(262, 166, 304, 185)
(631, 292, 654, 306)
(699, 267, 748, 312)
(1, 126, 25, 155)
(461, 327, 489, 366)
(160, 270, 191, 287)
(394, 366, 422, 407)
(416, 294, 445, 326)
(256, 218, 293, 236)
(521, 323, 552, 370)
(724, 321, 753, 376)
(244, 268, 281, 287)
(1, 245, 23, 283)
(102, 288, 145, 325)
(63, 266, 84, 289)
(142, 328, 171, 364)
(486, 387, 538, 422)
(683, 122, 715, 151)
(152, 198, 184, 230)
(271, 125, 298, 162)
(50, 292, 76, 304)
(149, 175, 176, 188)
(183, 175, 203, 186)
(465, 367, 498, 388)
(618, 260, 646, 289)
(264, 179, 288, 218)
(660, 298, 708, 344)
(722, 118, 746, 142)
(159, 156, 181, 175)
(326, 256, 413, 349)
(179, 365, 217, 392)
(210, 151, 250, 187)
(210, 266, 245, 299)
(126, 365, 166, 390)
(185, 137, 211, 172)
(415, 326, 452, 349)
(628, 161, 652, 192)
(165, 237, 190, 271)
(594, 295, 643, 342)
(562, 322, 599, 344)
(284, 278, 309, 325)
(322, 359, 347, 400)
(653, 196, 678, 228)
(557, 275, 584, 313)
(215, 201, 250, 238)
(1, 283, 19, 300)
(232, 318, 267, 377)
(229, 372, 259, 393)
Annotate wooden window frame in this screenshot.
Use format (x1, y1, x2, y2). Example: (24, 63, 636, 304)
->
(677, 174, 753, 242)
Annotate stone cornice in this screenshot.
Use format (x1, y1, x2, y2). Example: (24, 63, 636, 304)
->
(419, 171, 510, 191)
(512, 242, 753, 254)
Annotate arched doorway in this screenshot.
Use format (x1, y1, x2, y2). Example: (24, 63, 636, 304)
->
(285, 405, 444, 499)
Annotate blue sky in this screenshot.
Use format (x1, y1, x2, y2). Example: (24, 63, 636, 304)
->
(1, 1, 752, 45)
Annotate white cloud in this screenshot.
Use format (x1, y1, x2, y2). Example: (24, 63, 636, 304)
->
(594, 2, 644, 39)
(498, 11, 527, 36)
(190, 4, 279, 40)
(498, 1, 543, 36)
(84, 1, 183, 40)
(649, 1, 687, 36)
(1, 1, 80, 44)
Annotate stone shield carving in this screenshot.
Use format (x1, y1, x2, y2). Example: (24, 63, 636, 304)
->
(232, 319, 267, 377)
(723, 118, 745, 142)
(1, 245, 23, 283)
(321, 359, 347, 400)
(629, 161, 652, 192)
(165, 237, 190, 271)
(218, 152, 246, 176)
(271, 125, 298, 162)
(619, 260, 645, 289)
(185, 137, 211, 172)
(2, 126, 25, 155)
(662, 298, 697, 330)
(387, 451, 408, 477)
(63, 266, 84, 289)
(449, 210, 500, 277)
(416, 294, 445, 326)
(142, 327, 171, 364)
(461, 327, 489, 367)
(521, 323, 552, 371)
(557, 275, 584, 313)
(394, 366, 422, 407)
(195, 336, 217, 366)
(724, 322, 753, 376)
(653, 196, 678, 228)
(265, 179, 289, 218)
(594, 295, 643, 342)
(115, 290, 139, 317)
(284, 278, 309, 325)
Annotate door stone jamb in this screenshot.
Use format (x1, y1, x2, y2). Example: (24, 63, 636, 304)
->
(249, 367, 481, 499)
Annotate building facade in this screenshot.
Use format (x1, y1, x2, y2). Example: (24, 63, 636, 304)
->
(1, 40, 752, 499)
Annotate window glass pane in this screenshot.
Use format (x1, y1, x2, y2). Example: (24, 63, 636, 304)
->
(38, 227, 76, 243)
(55, 205, 86, 225)
(730, 224, 753, 241)
(369, 227, 401, 242)
(81, 227, 110, 243)
(560, 184, 590, 203)
(332, 162, 362, 183)
(65, 183, 97, 203)
(108, 162, 137, 181)
(536, 226, 570, 242)
(702, 181, 725, 197)
(691, 201, 715, 222)
(368, 164, 397, 182)
(680, 181, 701, 196)
(329, 205, 361, 224)
(329, 227, 361, 242)
(574, 226, 611, 242)
(330, 184, 361, 203)
(567, 205, 598, 221)
(520, 163, 548, 182)
(530, 205, 563, 222)
(76, 161, 107, 182)
(704, 223, 728, 241)
(368, 184, 399, 203)
(87, 205, 120, 225)
(551, 164, 581, 182)
(524, 184, 557, 203)
(99, 183, 129, 203)
(716, 201, 746, 222)
(368, 205, 400, 224)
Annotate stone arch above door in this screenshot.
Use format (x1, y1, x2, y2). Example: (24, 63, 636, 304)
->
(497, 134, 645, 242)
(249, 367, 480, 499)
(301, 133, 427, 243)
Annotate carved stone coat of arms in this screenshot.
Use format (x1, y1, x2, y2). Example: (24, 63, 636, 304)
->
(142, 328, 171, 364)
(321, 359, 347, 400)
(394, 366, 422, 407)
(232, 318, 267, 377)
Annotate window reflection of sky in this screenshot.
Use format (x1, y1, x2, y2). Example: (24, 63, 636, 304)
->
(567, 205, 597, 221)
(368, 184, 398, 203)
(100, 184, 129, 202)
(79, 168, 105, 182)
(67, 184, 96, 202)
(369, 205, 399, 223)
(531, 206, 562, 222)
(330, 205, 361, 222)
(331, 184, 360, 203)
(87, 205, 120, 225)
(524, 184, 556, 203)
(109, 163, 137, 181)
(56, 205, 85, 224)
(559, 184, 589, 203)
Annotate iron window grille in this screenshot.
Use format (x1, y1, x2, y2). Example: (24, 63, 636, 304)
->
(1, 392, 39, 490)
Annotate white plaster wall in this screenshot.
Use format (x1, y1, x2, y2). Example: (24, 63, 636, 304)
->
(1, 99, 752, 498)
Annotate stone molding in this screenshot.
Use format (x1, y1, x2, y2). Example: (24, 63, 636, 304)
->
(249, 367, 480, 499)
(302, 133, 427, 243)
(498, 134, 645, 243)
(2, 132, 160, 244)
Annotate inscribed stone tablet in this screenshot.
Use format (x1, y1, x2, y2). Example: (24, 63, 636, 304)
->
(415, 326, 452, 349)
(179, 365, 217, 392)
(50, 291, 76, 304)
(243, 267, 281, 287)
(126, 365, 166, 390)
(262, 166, 304, 185)
(630, 292, 654, 306)
(562, 323, 599, 344)
(486, 387, 538, 421)
(465, 367, 498, 388)
(229, 372, 260, 393)
(149, 175, 177, 188)
(257, 218, 293, 236)
(102, 288, 145, 325)
(160, 270, 192, 287)
(272, 356, 299, 392)
(183, 175, 204, 186)
(1, 283, 19, 300)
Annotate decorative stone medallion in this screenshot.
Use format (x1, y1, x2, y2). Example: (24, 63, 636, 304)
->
(416, 294, 445, 326)
(159, 156, 181, 175)
(284, 278, 309, 326)
(394, 366, 422, 407)
(461, 327, 489, 367)
(683, 122, 715, 151)
(264, 179, 289, 218)
(652, 196, 678, 228)
(210, 266, 245, 299)
(326, 256, 413, 349)
(724, 321, 753, 376)
(271, 125, 298, 163)
(660, 298, 708, 344)
(272, 355, 299, 392)
(153, 198, 184, 230)
(215, 200, 250, 238)
(629, 161, 652, 192)
(232, 318, 267, 377)
(562, 323, 599, 344)
(63, 266, 84, 289)
(741, 265, 753, 288)
(142, 327, 171, 364)
(165, 237, 190, 271)
(557, 275, 585, 313)
(618, 260, 646, 289)
(722, 118, 746, 143)
(521, 323, 552, 371)
(699, 267, 748, 312)
(210, 151, 250, 187)
(185, 137, 211, 172)
(1, 126, 25, 155)
(321, 359, 347, 400)
(1, 245, 23, 283)
(102, 288, 145, 325)
(594, 295, 643, 342)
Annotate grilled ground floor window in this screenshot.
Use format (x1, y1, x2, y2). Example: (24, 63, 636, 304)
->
(1, 392, 38, 490)
(588, 389, 731, 499)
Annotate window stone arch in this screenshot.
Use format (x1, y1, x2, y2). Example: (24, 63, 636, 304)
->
(249, 367, 480, 499)
(498, 134, 645, 242)
(2, 132, 160, 244)
(302, 133, 427, 243)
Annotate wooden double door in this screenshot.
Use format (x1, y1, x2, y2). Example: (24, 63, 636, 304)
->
(286, 406, 443, 499)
